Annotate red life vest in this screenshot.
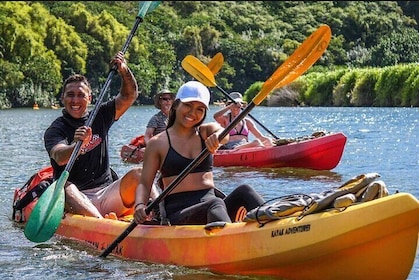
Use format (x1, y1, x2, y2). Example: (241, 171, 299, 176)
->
(12, 166, 53, 223)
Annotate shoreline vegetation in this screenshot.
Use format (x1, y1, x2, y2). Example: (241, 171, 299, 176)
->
(1, 1, 418, 109)
(268, 63, 419, 107)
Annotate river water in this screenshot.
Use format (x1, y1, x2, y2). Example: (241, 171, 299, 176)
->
(0, 106, 417, 279)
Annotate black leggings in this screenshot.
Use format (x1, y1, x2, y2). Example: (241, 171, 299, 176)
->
(164, 185, 264, 225)
(224, 184, 265, 221)
(165, 188, 231, 225)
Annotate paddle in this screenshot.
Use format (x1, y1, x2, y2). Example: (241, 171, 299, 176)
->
(181, 25, 331, 140)
(123, 52, 225, 162)
(24, 1, 162, 243)
(100, 24, 331, 258)
(182, 55, 281, 140)
(207, 52, 224, 75)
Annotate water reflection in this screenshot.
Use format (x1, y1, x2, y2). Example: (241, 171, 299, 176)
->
(216, 167, 342, 182)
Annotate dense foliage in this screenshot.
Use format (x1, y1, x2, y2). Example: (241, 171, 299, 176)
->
(0, 1, 418, 109)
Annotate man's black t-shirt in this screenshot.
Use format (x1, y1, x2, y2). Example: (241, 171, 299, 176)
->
(44, 100, 116, 191)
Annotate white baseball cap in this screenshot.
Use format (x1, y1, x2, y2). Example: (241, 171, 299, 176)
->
(176, 81, 210, 109)
(230, 92, 243, 103)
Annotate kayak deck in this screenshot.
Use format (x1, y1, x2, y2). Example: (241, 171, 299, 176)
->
(55, 192, 419, 279)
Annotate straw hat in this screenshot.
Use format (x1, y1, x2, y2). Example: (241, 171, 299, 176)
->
(154, 89, 175, 109)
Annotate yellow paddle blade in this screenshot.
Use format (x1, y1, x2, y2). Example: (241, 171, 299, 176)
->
(182, 25, 331, 106)
(207, 52, 224, 75)
(182, 52, 223, 83)
(182, 55, 216, 87)
(254, 25, 331, 105)
(274, 25, 331, 89)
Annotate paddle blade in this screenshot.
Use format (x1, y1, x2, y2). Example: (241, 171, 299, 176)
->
(273, 25, 331, 89)
(24, 172, 68, 243)
(138, 1, 161, 18)
(254, 25, 331, 105)
(207, 52, 224, 75)
(181, 55, 217, 87)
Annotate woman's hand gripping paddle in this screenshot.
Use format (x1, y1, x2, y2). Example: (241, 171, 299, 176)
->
(24, 1, 162, 243)
(99, 24, 331, 258)
(181, 25, 332, 139)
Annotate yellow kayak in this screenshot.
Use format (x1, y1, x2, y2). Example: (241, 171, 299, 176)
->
(53, 193, 419, 280)
(13, 168, 419, 279)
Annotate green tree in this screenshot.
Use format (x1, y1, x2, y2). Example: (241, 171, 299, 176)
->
(401, 65, 419, 106)
(370, 28, 419, 66)
(0, 2, 63, 108)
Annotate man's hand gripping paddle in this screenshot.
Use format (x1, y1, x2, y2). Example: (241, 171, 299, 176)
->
(24, 1, 162, 243)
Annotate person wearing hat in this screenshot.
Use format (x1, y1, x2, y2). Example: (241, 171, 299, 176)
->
(133, 81, 265, 225)
(144, 89, 175, 144)
(213, 92, 274, 151)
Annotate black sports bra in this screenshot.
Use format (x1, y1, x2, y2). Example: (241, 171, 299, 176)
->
(160, 130, 213, 178)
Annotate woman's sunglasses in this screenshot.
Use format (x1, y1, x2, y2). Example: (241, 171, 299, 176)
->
(160, 97, 173, 101)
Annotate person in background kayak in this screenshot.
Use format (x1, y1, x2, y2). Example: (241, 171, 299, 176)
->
(133, 81, 265, 225)
(213, 92, 274, 151)
(44, 52, 159, 219)
(144, 89, 175, 144)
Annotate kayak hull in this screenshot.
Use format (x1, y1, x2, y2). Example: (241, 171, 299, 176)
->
(214, 132, 347, 170)
(120, 132, 347, 170)
(52, 193, 419, 280)
(120, 135, 146, 164)
(120, 143, 145, 164)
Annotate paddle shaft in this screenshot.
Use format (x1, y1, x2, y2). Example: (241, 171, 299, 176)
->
(215, 84, 280, 140)
(123, 52, 223, 162)
(100, 102, 256, 258)
(67, 17, 143, 171)
(101, 24, 331, 258)
(23, 2, 161, 244)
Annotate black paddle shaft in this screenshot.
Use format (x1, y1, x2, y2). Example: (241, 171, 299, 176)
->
(216, 85, 279, 140)
(101, 25, 331, 256)
(100, 102, 257, 258)
(66, 17, 143, 172)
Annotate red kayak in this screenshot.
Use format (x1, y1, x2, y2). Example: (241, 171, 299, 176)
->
(214, 132, 347, 170)
(120, 135, 146, 164)
(121, 131, 347, 170)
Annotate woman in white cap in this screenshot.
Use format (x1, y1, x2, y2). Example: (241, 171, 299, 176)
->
(133, 81, 264, 225)
(213, 92, 273, 151)
(144, 89, 175, 144)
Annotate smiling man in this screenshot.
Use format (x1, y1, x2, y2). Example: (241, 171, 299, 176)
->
(44, 51, 159, 219)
